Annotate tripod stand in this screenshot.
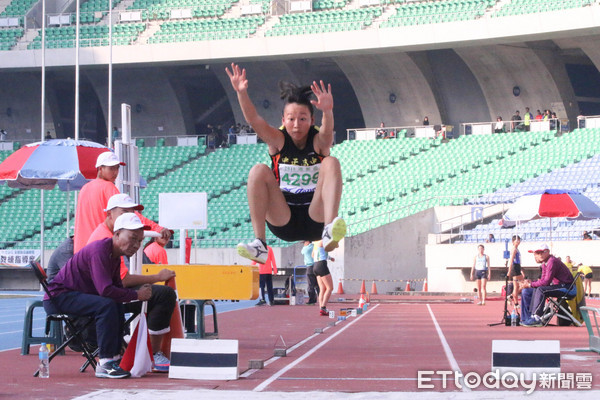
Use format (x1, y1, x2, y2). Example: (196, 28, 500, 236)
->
(489, 261, 511, 327)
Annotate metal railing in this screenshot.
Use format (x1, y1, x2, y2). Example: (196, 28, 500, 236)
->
(460, 118, 565, 136)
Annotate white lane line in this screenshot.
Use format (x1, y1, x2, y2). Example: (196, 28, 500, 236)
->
(426, 303, 469, 392)
(253, 304, 380, 392)
(278, 377, 441, 381)
(240, 314, 345, 378)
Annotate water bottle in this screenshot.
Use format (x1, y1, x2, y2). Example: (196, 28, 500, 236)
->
(511, 310, 517, 327)
(38, 343, 50, 378)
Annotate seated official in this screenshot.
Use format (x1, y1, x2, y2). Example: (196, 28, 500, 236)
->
(520, 244, 574, 327)
(43, 213, 152, 379)
(87, 193, 176, 372)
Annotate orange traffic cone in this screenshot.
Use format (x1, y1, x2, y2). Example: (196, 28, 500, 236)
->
(359, 280, 366, 294)
(337, 280, 345, 294)
(358, 294, 366, 308)
(423, 279, 428, 292)
(405, 280, 411, 292)
(160, 278, 185, 358)
(371, 281, 378, 295)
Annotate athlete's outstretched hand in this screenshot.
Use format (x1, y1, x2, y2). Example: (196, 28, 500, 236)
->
(310, 80, 333, 112)
(225, 63, 248, 93)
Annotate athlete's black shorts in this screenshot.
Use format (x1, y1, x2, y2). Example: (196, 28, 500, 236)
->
(313, 260, 331, 277)
(509, 263, 522, 277)
(267, 204, 323, 242)
(475, 270, 488, 280)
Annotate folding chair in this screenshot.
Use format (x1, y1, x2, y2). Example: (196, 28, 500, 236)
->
(541, 272, 584, 327)
(29, 261, 98, 377)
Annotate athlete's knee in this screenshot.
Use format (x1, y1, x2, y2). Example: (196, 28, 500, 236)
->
(248, 163, 271, 177)
(321, 156, 341, 171)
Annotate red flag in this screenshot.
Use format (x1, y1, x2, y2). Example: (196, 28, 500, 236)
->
(160, 277, 185, 358)
(120, 303, 154, 377)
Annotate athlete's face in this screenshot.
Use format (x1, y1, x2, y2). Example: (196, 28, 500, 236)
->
(282, 103, 314, 148)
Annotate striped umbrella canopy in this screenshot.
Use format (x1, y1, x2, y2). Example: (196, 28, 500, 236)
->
(501, 189, 600, 227)
(0, 139, 109, 190)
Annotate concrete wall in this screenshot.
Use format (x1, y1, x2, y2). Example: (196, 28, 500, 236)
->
(456, 44, 565, 123)
(340, 207, 437, 294)
(86, 67, 187, 137)
(3, 8, 600, 142)
(0, 71, 50, 141)
(335, 53, 442, 128)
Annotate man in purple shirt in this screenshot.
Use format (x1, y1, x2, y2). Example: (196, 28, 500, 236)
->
(520, 243, 575, 327)
(43, 213, 152, 379)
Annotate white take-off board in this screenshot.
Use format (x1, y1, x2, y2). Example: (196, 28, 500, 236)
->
(159, 192, 208, 230)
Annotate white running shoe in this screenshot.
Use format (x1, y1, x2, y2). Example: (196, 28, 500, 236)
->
(322, 217, 347, 252)
(237, 238, 268, 263)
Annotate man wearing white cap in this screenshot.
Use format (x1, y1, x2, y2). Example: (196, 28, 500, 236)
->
(44, 213, 152, 379)
(87, 193, 176, 372)
(520, 244, 575, 327)
(73, 151, 171, 253)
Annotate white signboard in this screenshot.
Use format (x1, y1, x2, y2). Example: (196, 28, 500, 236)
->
(472, 124, 492, 135)
(415, 127, 435, 138)
(0, 249, 41, 267)
(530, 120, 550, 132)
(120, 11, 142, 22)
(171, 9, 192, 19)
(355, 130, 376, 140)
(241, 5, 262, 15)
(236, 134, 257, 144)
(290, 0, 311, 12)
(159, 192, 207, 230)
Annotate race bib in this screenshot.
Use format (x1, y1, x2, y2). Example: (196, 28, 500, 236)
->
(279, 163, 320, 195)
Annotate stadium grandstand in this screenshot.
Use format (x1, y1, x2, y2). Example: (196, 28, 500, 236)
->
(1, 0, 600, 294)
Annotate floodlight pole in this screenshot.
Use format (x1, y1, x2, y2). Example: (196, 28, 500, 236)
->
(108, 8, 113, 148)
(75, 0, 80, 141)
(40, 0, 47, 267)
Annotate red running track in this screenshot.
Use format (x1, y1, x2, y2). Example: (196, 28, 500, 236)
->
(3, 295, 599, 399)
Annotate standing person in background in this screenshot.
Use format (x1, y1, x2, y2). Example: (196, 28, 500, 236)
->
(313, 240, 334, 316)
(577, 263, 594, 297)
(523, 107, 532, 131)
(422, 116, 430, 126)
(470, 244, 491, 305)
(506, 235, 525, 307)
(144, 234, 170, 265)
(564, 255, 575, 273)
(112, 127, 119, 142)
(302, 241, 318, 305)
(74, 151, 171, 253)
(252, 246, 278, 306)
(535, 110, 543, 120)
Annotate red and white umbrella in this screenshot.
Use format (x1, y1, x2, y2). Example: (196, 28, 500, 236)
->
(0, 139, 111, 258)
(502, 189, 600, 227)
(0, 139, 109, 190)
